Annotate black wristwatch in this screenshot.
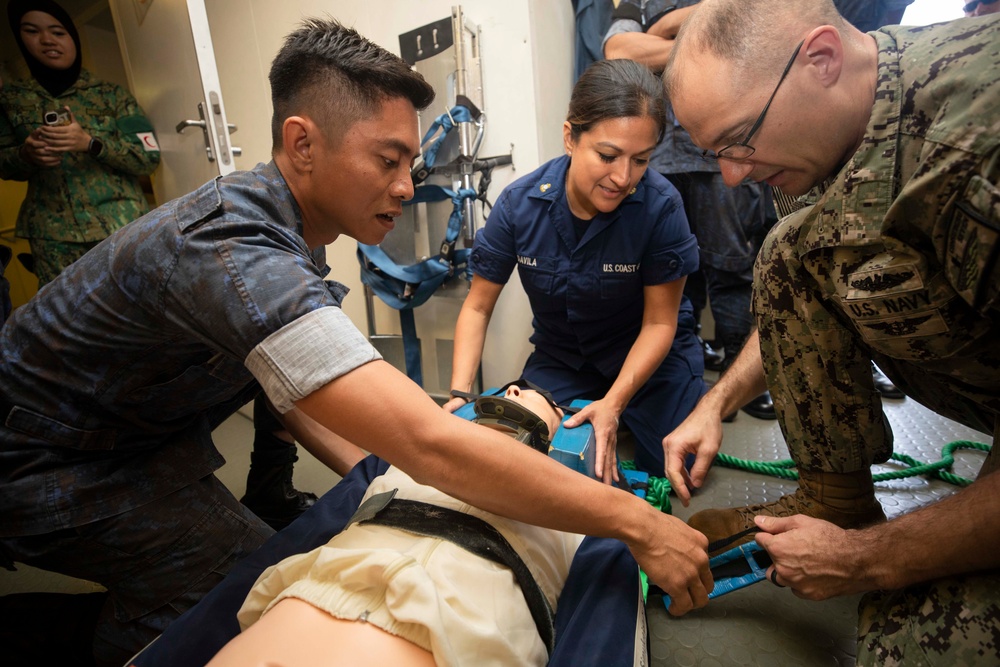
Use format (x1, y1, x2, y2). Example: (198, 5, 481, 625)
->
(87, 137, 104, 157)
(449, 389, 473, 402)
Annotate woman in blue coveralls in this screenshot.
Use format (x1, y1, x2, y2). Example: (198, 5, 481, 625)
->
(445, 58, 706, 480)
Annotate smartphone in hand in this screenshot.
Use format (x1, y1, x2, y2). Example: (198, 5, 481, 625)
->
(43, 109, 71, 126)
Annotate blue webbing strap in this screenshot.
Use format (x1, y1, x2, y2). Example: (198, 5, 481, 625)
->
(420, 105, 474, 169)
(660, 542, 773, 609)
(360, 104, 477, 387)
(400, 309, 422, 386)
(358, 184, 477, 386)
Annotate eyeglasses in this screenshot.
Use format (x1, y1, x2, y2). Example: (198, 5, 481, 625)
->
(703, 40, 805, 162)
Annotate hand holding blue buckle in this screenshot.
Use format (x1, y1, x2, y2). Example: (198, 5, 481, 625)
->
(661, 541, 773, 609)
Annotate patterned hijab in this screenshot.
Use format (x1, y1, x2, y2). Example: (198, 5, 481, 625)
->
(7, 0, 82, 96)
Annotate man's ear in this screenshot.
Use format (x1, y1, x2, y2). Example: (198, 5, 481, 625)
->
(802, 25, 844, 88)
(280, 116, 316, 174)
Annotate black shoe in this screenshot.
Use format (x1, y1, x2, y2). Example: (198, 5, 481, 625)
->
(741, 391, 777, 420)
(872, 365, 905, 399)
(701, 337, 726, 372)
(241, 460, 318, 531)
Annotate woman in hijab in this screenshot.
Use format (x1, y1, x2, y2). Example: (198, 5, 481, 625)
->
(0, 0, 160, 286)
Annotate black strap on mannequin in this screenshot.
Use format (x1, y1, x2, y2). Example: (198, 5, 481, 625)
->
(349, 490, 555, 655)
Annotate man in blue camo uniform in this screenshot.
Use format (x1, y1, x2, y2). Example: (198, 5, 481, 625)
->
(663, 0, 999, 663)
(1, 0, 159, 286)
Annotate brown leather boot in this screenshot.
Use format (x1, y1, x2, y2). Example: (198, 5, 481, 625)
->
(688, 469, 886, 556)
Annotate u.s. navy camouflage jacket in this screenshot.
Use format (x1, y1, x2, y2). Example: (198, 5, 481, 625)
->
(760, 16, 1000, 392)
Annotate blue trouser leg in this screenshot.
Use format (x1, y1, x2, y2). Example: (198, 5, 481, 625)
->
(4, 474, 273, 667)
(666, 172, 776, 361)
(550, 537, 647, 667)
(701, 261, 755, 359)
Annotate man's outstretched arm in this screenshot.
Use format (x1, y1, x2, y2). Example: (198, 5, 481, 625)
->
(296, 359, 715, 615)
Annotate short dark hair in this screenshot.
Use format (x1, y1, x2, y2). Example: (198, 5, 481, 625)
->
(566, 59, 667, 144)
(268, 17, 435, 150)
(664, 0, 846, 95)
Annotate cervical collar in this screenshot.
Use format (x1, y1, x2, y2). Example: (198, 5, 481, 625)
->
(473, 395, 552, 454)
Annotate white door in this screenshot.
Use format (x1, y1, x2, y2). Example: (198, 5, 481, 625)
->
(108, 0, 238, 204)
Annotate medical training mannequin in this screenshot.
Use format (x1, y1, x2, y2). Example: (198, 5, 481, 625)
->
(207, 386, 584, 667)
(445, 58, 705, 482)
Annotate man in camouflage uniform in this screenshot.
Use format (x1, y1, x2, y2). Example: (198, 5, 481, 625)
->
(603, 0, 914, 421)
(1, 0, 160, 286)
(662, 0, 999, 663)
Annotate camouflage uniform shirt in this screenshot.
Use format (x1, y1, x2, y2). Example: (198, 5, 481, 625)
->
(0, 69, 160, 242)
(754, 17, 1000, 470)
(0, 161, 381, 536)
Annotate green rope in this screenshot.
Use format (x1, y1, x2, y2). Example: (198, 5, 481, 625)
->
(619, 440, 990, 517)
(715, 440, 991, 487)
(620, 460, 673, 515)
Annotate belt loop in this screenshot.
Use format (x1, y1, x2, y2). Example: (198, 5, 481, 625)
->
(346, 489, 398, 527)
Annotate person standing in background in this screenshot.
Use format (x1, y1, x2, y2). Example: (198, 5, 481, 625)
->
(572, 0, 616, 81)
(0, 0, 159, 287)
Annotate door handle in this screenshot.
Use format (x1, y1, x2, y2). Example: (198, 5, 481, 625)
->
(175, 102, 215, 162)
(175, 119, 206, 132)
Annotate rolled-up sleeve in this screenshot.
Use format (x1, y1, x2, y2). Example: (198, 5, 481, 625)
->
(245, 307, 382, 413)
(602, 18, 642, 53)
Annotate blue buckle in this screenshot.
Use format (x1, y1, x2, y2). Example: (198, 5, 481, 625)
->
(662, 541, 772, 609)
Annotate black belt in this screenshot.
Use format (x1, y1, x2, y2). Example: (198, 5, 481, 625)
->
(349, 490, 555, 655)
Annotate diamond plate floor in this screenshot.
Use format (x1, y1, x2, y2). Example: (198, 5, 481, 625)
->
(645, 391, 993, 667)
